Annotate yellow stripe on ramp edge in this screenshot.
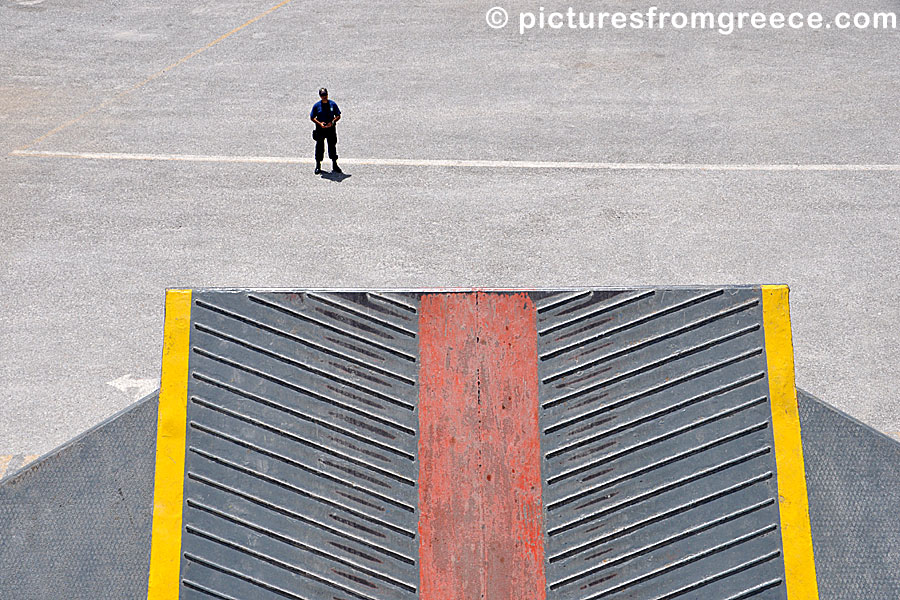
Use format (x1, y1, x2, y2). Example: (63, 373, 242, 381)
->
(761, 285, 819, 599)
(147, 289, 192, 599)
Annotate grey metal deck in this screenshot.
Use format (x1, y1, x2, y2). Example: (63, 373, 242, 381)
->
(1, 381, 898, 598)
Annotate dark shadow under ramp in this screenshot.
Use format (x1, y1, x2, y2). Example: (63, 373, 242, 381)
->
(0, 389, 898, 598)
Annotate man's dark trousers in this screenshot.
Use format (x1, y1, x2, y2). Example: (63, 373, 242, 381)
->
(315, 127, 338, 162)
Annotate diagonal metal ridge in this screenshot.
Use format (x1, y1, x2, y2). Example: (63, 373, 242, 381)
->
(546, 415, 770, 510)
(535, 291, 596, 314)
(538, 288, 787, 600)
(543, 297, 759, 384)
(581, 525, 779, 600)
(183, 579, 245, 600)
(184, 561, 311, 600)
(715, 578, 785, 600)
(546, 447, 772, 536)
(550, 498, 776, 589)
(543, 291, 629, 319)
(191, 347, 415, 435)
(546, 418, 769, 486)
(647, 555, 783, 600)
(307, 293, 417, 338)
(545, 380, 767, 460)
(188, 421, 417, 513)
(340, 292, 419, 323)
(186, 465, 417, 546)
(195, 299, 416, 385)
(539, 289, 719, 356)
(190, 395, 415, 485)
(547, 472, 775, 563)
(186, 499, 416, 592)
(193, 324, 414, 410)
(538, 290, 657, 337)
(544, 355, 764, 433)
(534, 290, 647, 316)
(184, 527, 380, 600)
(181, 291, 420, 600)
(366, 292, 418, 314)
(248, 294, 417, 362)
(192, 371, 414, 460)
(542, 324, 760, 409)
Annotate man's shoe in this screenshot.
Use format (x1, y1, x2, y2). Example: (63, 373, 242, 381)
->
(332, 162, 343, 174)
(314, 162, 322, 174)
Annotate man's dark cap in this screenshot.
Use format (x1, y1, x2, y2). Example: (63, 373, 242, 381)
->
(319, 87, 328, 96)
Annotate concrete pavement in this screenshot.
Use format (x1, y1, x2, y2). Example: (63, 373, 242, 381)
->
(1, 0, 898, 455)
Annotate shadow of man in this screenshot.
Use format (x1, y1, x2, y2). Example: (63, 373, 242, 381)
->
(320, 171, 351, 182)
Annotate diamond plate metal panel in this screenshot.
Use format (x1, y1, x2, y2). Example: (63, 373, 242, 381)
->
(535, 288, 789, 600)
(0, 394, 158, 600)
(180, 291, 420, 600)
(799, 390, 900, 600)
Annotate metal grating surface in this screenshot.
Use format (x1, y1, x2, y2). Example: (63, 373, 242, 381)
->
(535, 288, 789, 600)
(180, 291, 420, 600)
(0, 393, 158, 600)
(799, 390, 900, 600)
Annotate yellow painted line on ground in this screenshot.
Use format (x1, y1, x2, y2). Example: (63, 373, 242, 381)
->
(13, 0, 293, 153)
(761, 285, 819, 599)
(9, 149, 900, 172)
(0, 454, 41, 480)
(147, 289, 193, 600)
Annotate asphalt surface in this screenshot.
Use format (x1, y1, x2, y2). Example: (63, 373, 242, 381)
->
(1, 0, 899, 455)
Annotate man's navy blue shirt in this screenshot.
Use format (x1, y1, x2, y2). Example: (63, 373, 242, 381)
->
(310, 99, 340, 124)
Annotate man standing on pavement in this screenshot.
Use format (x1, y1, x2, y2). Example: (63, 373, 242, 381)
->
(310, 87, 342, 174)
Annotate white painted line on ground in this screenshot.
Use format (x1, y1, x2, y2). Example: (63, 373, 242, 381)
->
(107, 374, 159, 400)
(10, 149, 900, 172)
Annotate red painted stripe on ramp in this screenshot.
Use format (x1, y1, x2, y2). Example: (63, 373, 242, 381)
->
(418, 292, 546, 600)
